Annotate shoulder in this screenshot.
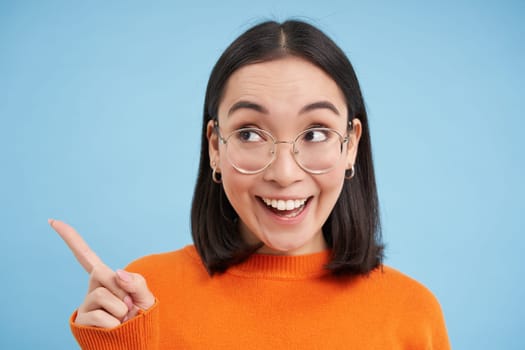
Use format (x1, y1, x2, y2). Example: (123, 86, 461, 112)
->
(368, 265, 444, 314)
(376, 266, 439, 300)
(364, 265, 449, 346)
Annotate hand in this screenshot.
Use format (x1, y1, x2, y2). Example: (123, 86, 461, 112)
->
(49, 219, 155, 328)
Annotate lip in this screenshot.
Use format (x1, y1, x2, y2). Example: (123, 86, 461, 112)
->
(256, 196, 312, 225)
(258, 195, 309, 200)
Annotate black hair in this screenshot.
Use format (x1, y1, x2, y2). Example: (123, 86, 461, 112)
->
(191, 19, 383, 276)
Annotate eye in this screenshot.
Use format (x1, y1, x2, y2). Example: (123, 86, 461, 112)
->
(302, 128, 330, 143)
(236, 128, 267, 143)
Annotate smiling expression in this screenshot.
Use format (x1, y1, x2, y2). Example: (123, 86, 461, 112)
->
(208, 56, 361, 256)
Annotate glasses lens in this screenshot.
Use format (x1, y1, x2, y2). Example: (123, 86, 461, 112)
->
(223, 127, 345, 174)
(294, 128, 343, 173)
(226, 129, 274, 173)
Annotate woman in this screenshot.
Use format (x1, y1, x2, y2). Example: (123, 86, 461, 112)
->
(51, 20, 450, 349)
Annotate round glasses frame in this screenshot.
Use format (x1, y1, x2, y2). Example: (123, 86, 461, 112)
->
(214, 121, 351, 175)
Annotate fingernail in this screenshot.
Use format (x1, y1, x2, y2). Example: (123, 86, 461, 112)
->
(117, 269, 132, 282)
(123, 295, 133, 309)
(48, 218, 54, 226)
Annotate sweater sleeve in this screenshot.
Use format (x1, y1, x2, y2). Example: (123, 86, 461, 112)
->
(70, 300, 160, 350)
(426, 296, 451, 349)
(405, 284, 451, 349)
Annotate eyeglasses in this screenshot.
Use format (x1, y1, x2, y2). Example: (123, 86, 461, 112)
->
(214, 121, 350, 174)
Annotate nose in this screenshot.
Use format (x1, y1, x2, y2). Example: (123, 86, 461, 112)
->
(262, 141, 305, 187)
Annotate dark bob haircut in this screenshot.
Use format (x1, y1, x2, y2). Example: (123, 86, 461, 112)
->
(191, 19, 383, 276)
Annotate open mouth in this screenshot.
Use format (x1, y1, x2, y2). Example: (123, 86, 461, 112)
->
(258, 197, 311, 218)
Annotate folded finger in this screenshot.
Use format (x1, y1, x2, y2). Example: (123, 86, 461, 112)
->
(80, 287, 129, 321)
(75, 309, 121, 328)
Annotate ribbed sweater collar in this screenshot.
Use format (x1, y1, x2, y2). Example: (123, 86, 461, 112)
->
(227, 249, 332, 280)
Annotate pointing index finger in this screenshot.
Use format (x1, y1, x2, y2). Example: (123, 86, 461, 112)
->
(49, 219, 104, 273)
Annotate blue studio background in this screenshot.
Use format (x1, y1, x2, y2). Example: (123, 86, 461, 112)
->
(1, 1, 523, 348)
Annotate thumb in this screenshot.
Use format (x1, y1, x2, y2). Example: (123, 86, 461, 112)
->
(115, 269, 155, 311)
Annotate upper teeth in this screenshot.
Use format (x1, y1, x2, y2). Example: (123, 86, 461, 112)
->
(262, 198, 307, 211)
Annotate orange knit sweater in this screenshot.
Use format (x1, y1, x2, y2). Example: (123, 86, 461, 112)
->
(70, 246, 450, 349)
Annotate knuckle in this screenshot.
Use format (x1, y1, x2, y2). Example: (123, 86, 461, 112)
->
(91, 286, 108, 299)
(78, 300, 92, 314)
(92, 309, 120, 328)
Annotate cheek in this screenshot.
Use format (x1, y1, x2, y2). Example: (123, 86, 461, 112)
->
(318, 168, 346, 201)
(220, 166, 254, 207)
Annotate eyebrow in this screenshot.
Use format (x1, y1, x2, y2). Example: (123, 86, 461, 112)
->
(227, 101, 269, 116)
(299, 101, 340, 116)
(226, 100, 340, 117)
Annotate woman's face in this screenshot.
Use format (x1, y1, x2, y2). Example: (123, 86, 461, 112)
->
(208, 56, 361, 255)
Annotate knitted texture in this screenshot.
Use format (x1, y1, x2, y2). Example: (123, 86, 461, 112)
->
(71, 246, 450, 349)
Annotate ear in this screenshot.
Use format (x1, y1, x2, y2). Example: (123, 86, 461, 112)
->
(207, 119, 220, 169)
(345, 118, 362, 169)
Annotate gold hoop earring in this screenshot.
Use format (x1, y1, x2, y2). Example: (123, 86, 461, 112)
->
(345, 165, 355, 180)
(212, 167, 222, 184)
